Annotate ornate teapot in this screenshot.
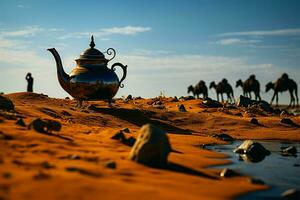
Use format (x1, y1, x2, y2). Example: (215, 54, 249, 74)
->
(47, 36, 127, 104)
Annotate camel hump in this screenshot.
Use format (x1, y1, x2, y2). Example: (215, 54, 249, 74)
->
(222, 78, 228, 84)
(198, 80, 206, 85)
(281, 73, 289, 80)
(249, 74, 256, 80)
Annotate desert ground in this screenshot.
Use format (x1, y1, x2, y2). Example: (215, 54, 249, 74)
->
(0, 92, 299, 200)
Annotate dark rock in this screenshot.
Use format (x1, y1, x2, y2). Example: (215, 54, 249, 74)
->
(250, 178, 265, 185)
(129, 124, 171, 167)
(28, 118, 61, 133)
(212, 133, 234, 142)
(179, 96, 195, 101)
(87, 104, 98, 111)
(15, 118, 26, 127)
(41, 161, 56, 169)
(178, 104, 187, 112)
(171, 97, 179, 102)
(65, 166, 101, 177)
(111, 130, 125, 140)
(237, 95, 252, 107)
(61, 110, 72, 116)
(202, 98, 222, 108)
(124, 136, 136, 147)
(281, 118, 297, 126)
(235, 112, 243, 117)
(33, 171, 51, 180)
(234, 140, 270, 163)
(122, 127, 130, 133)
(0, 95, 14, 111)
(282, 146, 297, 156)
(125, 95, 133, 100)
(65, 97, 70, 100)
(254, 100, 273, 112)
(294, 163, 299, 167)
(282, 189, 300, 200)
(105, 161, 116, 169)
(2, 172, 12, 179)
(220, 168, 240, 177)
(250, 118, 259, 125)
(0, 131, 14, 140)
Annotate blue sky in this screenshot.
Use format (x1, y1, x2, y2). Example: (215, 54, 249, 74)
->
(0, 0, 299, 103)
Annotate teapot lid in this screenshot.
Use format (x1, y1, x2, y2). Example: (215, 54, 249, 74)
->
(76, 36, 106, 61)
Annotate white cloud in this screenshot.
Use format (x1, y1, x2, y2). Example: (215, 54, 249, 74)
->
(102, 26, 151, 35)
(59, 25, 151, 39)
(0, 26, 43, 37)
(215, 38, 261, 45)
(17, 4, 30, 9)
(219, 28, 300, 37)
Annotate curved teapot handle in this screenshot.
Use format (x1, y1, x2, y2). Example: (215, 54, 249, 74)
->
(111, 62, 127, 88)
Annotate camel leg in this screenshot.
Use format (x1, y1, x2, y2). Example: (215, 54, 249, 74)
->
(295, 89, 299, 108)
(221, 94, 224, 102)
(270, 92, 276, 106)
(217, 93, 219, 102)
(249, 92, 252, 100)
(275, 93, 279, 107)
(289, 90, 295, 108)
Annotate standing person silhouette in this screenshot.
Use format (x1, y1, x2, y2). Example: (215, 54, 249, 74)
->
(25, 73, 34, 92)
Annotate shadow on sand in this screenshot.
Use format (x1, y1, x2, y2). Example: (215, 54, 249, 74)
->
(92, 107, 192, 135)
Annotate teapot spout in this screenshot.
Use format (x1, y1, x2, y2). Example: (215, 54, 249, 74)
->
(47, 48, 71, 94)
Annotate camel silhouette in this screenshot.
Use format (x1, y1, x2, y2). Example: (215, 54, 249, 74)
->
(236, 74, 261, 101)
(209, 79, 235, 103)
(187, 80, 208, 99)
(265, 73, 299, 107)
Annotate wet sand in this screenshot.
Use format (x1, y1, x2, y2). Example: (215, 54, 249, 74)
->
(1, 92, 299, 200)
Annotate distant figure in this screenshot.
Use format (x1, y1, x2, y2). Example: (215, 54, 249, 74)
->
(187, 80, 208, 99)
(236, 74, 261, 100)
(209, 79, 235, 103)
(265, 73, 298, 107)
(25, 73, 34, 92)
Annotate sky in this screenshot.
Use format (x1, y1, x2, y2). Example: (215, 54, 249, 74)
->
(0, 0, 299, 104)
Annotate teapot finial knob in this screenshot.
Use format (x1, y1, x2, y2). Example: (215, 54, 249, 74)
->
(90, 35, 95, 48)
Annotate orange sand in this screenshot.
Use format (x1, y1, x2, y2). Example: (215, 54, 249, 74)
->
(1, 92, 299, 200)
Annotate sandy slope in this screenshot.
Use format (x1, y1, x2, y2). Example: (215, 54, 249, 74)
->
(1, 92, 299, 200)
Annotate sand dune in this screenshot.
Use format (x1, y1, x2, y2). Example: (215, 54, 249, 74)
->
(1, 92, 299, 200)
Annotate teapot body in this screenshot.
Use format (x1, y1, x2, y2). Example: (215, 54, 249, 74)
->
(69, 63, 119, 100)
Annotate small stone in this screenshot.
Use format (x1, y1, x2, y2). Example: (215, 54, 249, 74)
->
(282, 188, 300, 200)
(123, 136, 136, 147)
(111, 131, 125, 140)
(250, 118, 259, 125)
(293, 163, 299, 167)
(15, 118, 26, 127)
(236, 95, 253, 107)
(105, 161, 116, 169)
(28, 118, 61, 133)
(125, 95, 133, 100)
(28, 118, 47, 133)
(280, 110, 289, 117)
(129, 124, 171, 167)
(202, 98, 222, 108)
(41, 161, 55, 169)
(2, 172, 12, 179)
(282, 146, 297, 156)
(212, 133, 234, 142)
(0, 95, 14, 111)
(281, 118, 296, 126)
(122, 128, 130, 133)
(0, 131, 14, 140)
(220, 168, 240, 178)
(234, 140, 270, 163)
(33, 171, 51, 180)
(178, 104, 187, 112)
(250, 178, 265, 185)
(65, 97, 70, 100)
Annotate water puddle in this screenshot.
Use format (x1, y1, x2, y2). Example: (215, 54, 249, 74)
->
(206, 141, 300, 199)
